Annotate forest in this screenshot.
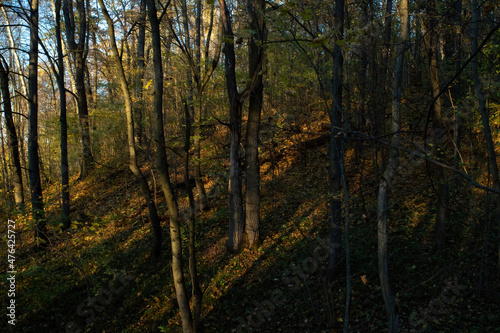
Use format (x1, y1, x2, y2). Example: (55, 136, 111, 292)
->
(0, 0, 499, 331)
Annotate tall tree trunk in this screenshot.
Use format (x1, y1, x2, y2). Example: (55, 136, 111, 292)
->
(0, 59, 24, 209)
(3, 8, 29, 198)
(98, 0, 162, 257)
(53, 0, 71, 229)
(453, 0, 463, 188)
(0, 119, 9, 195)
(219, 0, 244, 254)
(2, 7, 28, 96)
(471, 0, 500, 274)
(75, 52, 93, 178)
(204, 3, 215, 72)
(372, 0, 392, 136)
(183, 99, 203, 332)
(28, 0, 48, 248)
(180, 0, 203, 328)
(17, 102, 29, 187)
(244, 0, 266, 249)
(62, 0, 93, 179)
(327, 0, 344, 281)
(425, 0, 449, 250)
(146, 1, 194, 331)
(355, 0, 369, 163)
(377, 1, 408, 331)
(134, 0, 147, 145)
(49, 0, 77, 100)
(193, 0, 209, 211)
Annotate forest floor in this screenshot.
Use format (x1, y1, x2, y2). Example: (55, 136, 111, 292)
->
(1, 119, 500, 332)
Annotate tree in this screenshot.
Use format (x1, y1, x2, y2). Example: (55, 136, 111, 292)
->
(134, 0, 147, 145)
(53, 0, 71, 229)
(218, 0, 263, 253)
(327, 0, 344, 281)
(377, 0, 408, 331)
(1, 7, 28, 97)
(177, 0, 219, 212)
(0, 58, 24, 209)
(424, 0, 449, 250)
(192, 0, 210, 211)
(98, 0, 162, 257)
(451, 0, 463, 186)
(62, 0, 94, 179)
(471, 0, 500, 274)
(353, 0, 370, 163)
(179, 0, 203, 328)
(267, 0, 346, 279)
(0, 118, 9, 195)
(2, 6, 29, 198)
(146, 0, 195, 330)
(28, 0, 48, 247)
(244, 0, 267, 249)
(219, 0, 245, 253)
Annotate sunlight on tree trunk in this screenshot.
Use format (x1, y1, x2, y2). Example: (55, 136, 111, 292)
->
(134, 0, 147, 146)
(244, 0, 267, 250)
(62, 0, 93, 179)
(53, 0, 70, 229)
(425, 0, 449, 250)
(98, 0, 162, 258)
(181, 0, 203, 328)
(219, 0, 244, 254)
(192, 0, 210, 212)
(147, 0, 194, 331)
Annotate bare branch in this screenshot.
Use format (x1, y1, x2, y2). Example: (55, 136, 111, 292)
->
(346, 128, 500, 195)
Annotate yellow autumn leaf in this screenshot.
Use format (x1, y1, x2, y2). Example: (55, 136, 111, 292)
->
(361, 275, 367, 284)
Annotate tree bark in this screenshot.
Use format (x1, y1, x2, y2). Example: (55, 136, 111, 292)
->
(1, 7, 28, 97)
(146, 0, 194, 331)
(0, 59, 24, 209)
(372, 0, 393, 136)
(53, 0, 71, 229)
(49, 0, 77, 99)
(183, 99, 203, 332)
(193, 0, 210, 211)
(62, 0, 93, 179)
(327, 0, 344, 281)
(219, 0, 244, 253)
(134, 0, 147, 145)
(452, 0, 463, 188)
(98, 0, 162, 257)
(354, 0, 369, 163)
(425, 0, 449, 250)
(28, 0, 48, 248)
(244, 0, 266, 249)
(377, 1, 408, 331)
(0, 120, 9, 196)
(471, 0, 500, 274)
(2, 8, 29, 202)
(180, 0, 203, 328)
(471, 0, 500, 190)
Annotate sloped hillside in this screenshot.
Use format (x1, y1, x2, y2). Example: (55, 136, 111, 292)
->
(1, 111, 500, 333)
